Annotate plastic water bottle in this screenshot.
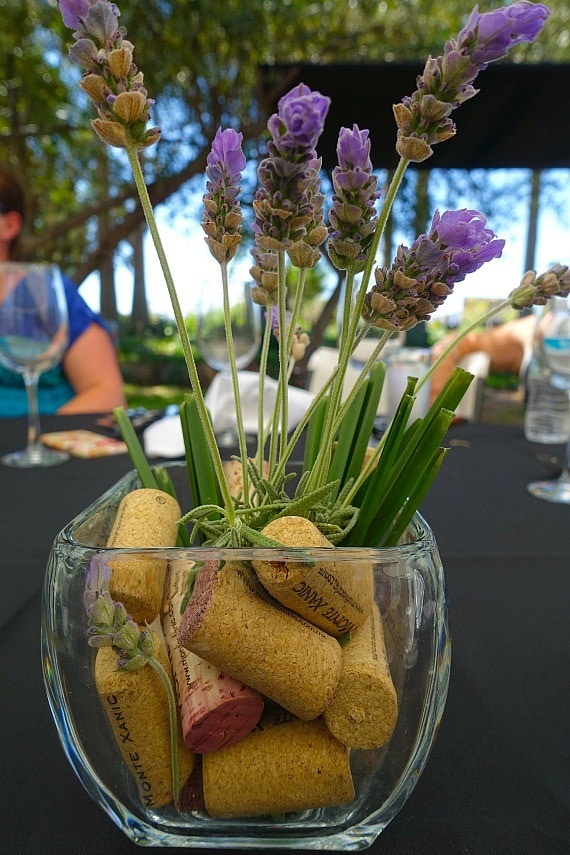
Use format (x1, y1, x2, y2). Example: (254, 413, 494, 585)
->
(524, 301, 570, 443)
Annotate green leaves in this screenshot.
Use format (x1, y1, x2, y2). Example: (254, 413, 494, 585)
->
(345, 367, 473, 546)
(179, 393, 222, 540)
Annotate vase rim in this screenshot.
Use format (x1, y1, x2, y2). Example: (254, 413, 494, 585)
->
(57, 462, 439, 559)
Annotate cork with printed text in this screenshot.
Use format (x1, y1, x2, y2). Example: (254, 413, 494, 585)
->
(252, 516, 374, 637)
(94, 631, 194, 807)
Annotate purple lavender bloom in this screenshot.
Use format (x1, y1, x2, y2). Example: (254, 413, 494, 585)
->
(207, 128, 247, 184)
(265, 305, 291, 336)
(251, 83, 330, 267)
(328, 124, 379, 273)
(60, 0, 160, 150)
(267, 83, 330, 154)
(362, 208, 505, 331)
(460, 2, 551, 68)
(429, 209, 504, 275)
(84, 554, 112, 614)
(394, 2, 550, 161)
(82, 1, 121, 45)
(59, 0, 93, 33)
(337, 125, 373, 173)
(202, 128, 246, 263)
(60, 0, 120, 41)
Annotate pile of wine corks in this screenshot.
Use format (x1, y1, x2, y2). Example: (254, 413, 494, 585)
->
(91, 491, 399, 819)
(178, 514, 399, 818)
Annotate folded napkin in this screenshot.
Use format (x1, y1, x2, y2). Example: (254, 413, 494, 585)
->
(143, 371, 314, 459)
(205, 371, 314, 437)
(143, 412, 186, 459)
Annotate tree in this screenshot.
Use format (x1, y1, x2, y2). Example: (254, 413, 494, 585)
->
(1, 0, 567, 323)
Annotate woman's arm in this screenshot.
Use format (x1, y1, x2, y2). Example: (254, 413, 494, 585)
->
(57, 322, 126, 414)
(428, 315, 536, 403)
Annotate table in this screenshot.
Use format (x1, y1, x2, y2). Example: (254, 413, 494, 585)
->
(0, 415, 568, 855)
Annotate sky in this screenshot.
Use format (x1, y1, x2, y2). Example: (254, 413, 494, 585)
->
(80, 171, 570, 327)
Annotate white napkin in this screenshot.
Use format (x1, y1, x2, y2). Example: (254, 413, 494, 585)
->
(204, 370, 314, 437)
(142, 371, 314, 458)
(143, 412, 186, 459)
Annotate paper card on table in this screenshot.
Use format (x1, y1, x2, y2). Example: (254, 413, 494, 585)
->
(40, 430, 128, 458)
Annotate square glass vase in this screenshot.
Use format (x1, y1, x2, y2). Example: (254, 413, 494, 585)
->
(41, 463, 450, 850)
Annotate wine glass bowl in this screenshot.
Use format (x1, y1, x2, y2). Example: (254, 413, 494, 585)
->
(0, 262, 70, 467)
(527, 299, 570, 503)
(196, 282, 260, 372)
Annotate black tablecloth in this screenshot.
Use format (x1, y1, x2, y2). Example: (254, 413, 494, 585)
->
(0, 415, 568, 855)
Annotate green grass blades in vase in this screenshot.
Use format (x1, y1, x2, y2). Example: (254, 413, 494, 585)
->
(41, 0, 570, 848)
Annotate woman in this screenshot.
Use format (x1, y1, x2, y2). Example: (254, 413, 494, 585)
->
(0, 167, 126, 415)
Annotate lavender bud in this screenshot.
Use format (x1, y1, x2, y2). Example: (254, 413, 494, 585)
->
(328, 125, 379, 273)
(363, 208, 504, 330)
(394, 2, 550, 161)
(202, 128, 246, 264)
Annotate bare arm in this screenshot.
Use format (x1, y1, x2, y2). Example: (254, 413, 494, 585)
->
(57, 322, 126, 414)
(429, 315, 535, 403)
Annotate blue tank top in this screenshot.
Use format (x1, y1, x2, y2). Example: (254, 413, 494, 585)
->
(0, 274, 106, 416)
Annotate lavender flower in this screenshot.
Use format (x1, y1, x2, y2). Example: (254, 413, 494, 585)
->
(362, 209, 505, 331)
(328, 125, 379, 273)
(59, 0, 160, 149)
(251, 85, 329, 297)
(202, 128, 247, 264)
(83, 555, 154, 667)
(460, 1, 551, 67)
(60, 0, 101, 35)
(264, 306, 310, 360)
(510, 264, 570, 309)
(393, 1, 550, 161)
(267, 83, 331, 155)
(250, 245, 279, 307)
(255, 86, 328, 252)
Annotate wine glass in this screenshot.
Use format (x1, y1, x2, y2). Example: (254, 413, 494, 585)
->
(0, 262, 70, 467)
(196, 281, 261, 446)
(527, 297, 570, 503)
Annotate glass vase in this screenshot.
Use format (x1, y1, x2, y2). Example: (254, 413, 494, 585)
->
(41, 463, 450, 850)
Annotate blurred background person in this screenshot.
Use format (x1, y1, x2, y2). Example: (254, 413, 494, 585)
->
(429, 313, 536, 404)
(0, 166, 126, 416)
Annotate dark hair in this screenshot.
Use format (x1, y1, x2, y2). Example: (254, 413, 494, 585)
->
(0, 166, 26, 259)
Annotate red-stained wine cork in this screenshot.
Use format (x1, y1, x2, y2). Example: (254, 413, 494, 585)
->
(252, 516, 373, 637)
(179, 756, 205, 813)
(94, 631, 194, 808)
(106, 488, 181, 623)
(162, 560, 264, 753)
(178, 560, 342, 721)
(323, 602, 398, 749)
(202, 710, 354, 818)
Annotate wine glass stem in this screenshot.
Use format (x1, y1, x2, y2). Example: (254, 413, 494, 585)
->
(24, 370, 42, 449)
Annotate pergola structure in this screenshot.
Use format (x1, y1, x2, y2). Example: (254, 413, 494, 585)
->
(261, 62, 570, 170)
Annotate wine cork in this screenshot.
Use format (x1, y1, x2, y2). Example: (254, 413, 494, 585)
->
(202, 710, 354, 818)
(106, 489, 181, 624)
(252, 516, 373, 637)
(162, 560, 264, 753)
(94, 632, 194, 808)
(222, 458, 269, 501)
(178, 560, 342, 720)
(323, 602, 398, 749)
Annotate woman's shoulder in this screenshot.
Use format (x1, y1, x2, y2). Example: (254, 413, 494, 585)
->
(61, 274, 105, 346)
